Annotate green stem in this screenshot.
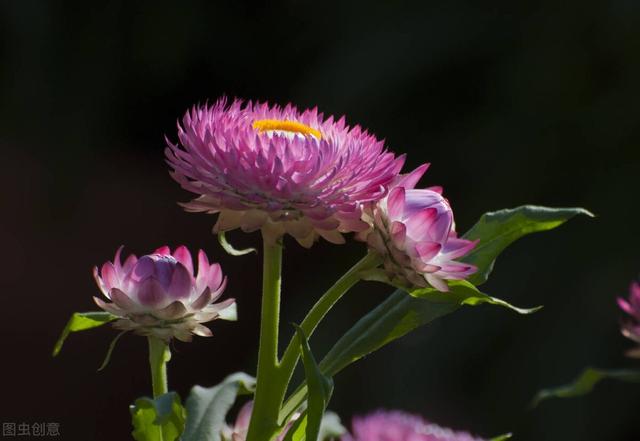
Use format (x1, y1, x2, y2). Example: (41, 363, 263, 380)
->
(278, 252, 382, 423)
(148, 336, 170, 398)
(246, 237, 284, 441)
(148, 336, 171, 441)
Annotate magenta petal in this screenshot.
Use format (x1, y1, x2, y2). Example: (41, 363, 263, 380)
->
(404, 208, 437, 239)
(100, 262, 119, 291)
(113, 245, 125, 272)
(135, 279, 167, 307)
(427, 213, 453, 243)
(122, 254, 138, 274)
(131, 256, 155, 282)
(110, 288, 138, 310)
(389, 221, 406, 248)
(387, 187, 405, 220)
(196, 250, 211, 292)
(415, 242, 441, 261)
(234, 401, 254, 433)
(395, 163, 429, 190)
(173, 245, 194, 275)
(205, 263, 224, 291)
(169, 264, 193, 299)
(93, 266, 109, 297)
(154, 246, 171, 255)
(191, 287, 213, 310)
(618, 297, 634, 316)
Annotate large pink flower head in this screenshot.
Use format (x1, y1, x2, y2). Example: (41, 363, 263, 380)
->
(617, 281, 640, 358)
(93, 246, 235, 342)
(361, 165, 477, 291)
(342, 410, 485, 441)
(165, 98, 405, 247)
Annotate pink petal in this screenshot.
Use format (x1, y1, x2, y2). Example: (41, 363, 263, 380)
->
(172, 245, 194, 275)
(618, 297, 635, 316)
(414, 242, 441, 261)
(100, 262, 119, 291)
(190, 287, 213, 310)
(154, 246, 171, 255)
(169, 264, 193, 299)
(135, 279, 167, 307)
(131, 256, 155, 282)
(387, 187, 405, 220)
(389, 221, 406, 248)
(395, 163, 429, 190)
(404, 208, 437, 239)
(122, 254, 138, 274)
(110, 288, 139, 310)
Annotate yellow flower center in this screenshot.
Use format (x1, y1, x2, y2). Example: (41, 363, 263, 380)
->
(252, 119, 322, 139)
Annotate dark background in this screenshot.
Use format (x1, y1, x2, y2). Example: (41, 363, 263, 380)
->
(1, 1, 639, 440)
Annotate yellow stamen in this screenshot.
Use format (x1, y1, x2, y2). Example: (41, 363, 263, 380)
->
(252, 119, 322, 139)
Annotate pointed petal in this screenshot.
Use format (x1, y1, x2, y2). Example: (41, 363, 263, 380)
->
(155, 301, 188, 320)
(110, 288, 139, 311)
(387, 187, 405, 220)
(172, 245, 194, 275)
(93, 296, 124, 316)
(190, 287, 213, 310)
(395, 163, 429, 190)
(154, 246, 171, 255)
(192, 324, 213, 337)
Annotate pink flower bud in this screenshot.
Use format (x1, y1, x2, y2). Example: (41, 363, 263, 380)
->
(362, 165, 477, 291)
(93, 245, 235, 342)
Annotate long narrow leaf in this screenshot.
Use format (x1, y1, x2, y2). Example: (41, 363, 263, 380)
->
(532, 367, 640, 407)
(295, 325, 333, 441)
(461, 205, 593, 285)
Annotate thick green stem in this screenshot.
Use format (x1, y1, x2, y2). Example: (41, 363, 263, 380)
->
(148, 336, 171, 441)
(246, 237, 284, 441)
(148, 336, 170, 398)
(278, 252, 382, 423)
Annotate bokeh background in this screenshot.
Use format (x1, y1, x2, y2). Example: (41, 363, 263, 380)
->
(2, 1, 639, 440)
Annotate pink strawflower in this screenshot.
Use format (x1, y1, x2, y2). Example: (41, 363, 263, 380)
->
(617, 281, 640, 358)
(166, 98, 405, 247)
(361, 165, 477, 292)
(221, 401, 296, 441)
(342, 410, 485, 441)
(93, 246, 235, 342)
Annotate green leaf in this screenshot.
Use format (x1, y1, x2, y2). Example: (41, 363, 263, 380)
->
(461, 205, 593, 285)
(281, 281, 538, 422)
(218, 231, 257, 256)
(182, 372, 256, 441)
(408, 280, 542, 315)
(130, 392, 186, 441)
(282, 410, 345, 441)
(532, 367, 640, 407)
(52, 311, 117, 356)
(97, 330, 127, 371)
(294, 324, 334, 441)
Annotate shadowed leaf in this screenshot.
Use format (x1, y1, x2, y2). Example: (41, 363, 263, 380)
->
(130, 392, 186, 441)
(532, 367, 640, 407)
